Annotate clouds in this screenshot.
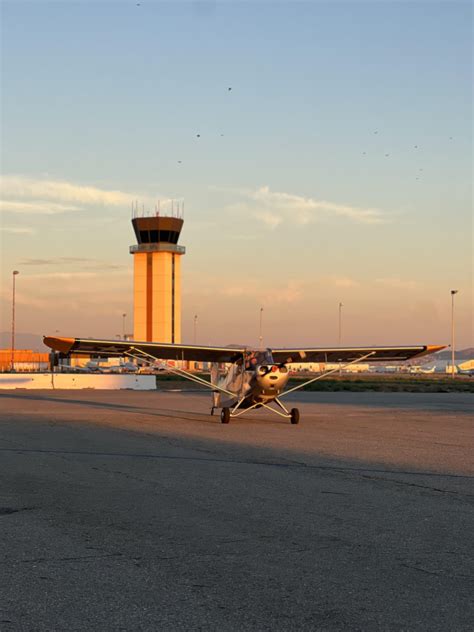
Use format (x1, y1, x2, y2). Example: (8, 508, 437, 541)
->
(329, 276, 417, 290)
(0, 226, 35, 234)
(376, 277, 419, 290)
(0, 268, 132, 313)
(0, 200, 82, 214)
(221, 280, 305, 305)
(333, 277, 360, 288)
(18, 257, 127, 271)
(1, 175, 154, 216)
(225, 186, 386, 228)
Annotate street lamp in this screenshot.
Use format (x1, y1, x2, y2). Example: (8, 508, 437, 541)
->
(11, 270, 19, 372)
(450, 290, 458, 378)
(259, 307, 264, 348)
(338, 302, 343, 346)
(193, 314, 198, 345)
(122, 313, 127, 339)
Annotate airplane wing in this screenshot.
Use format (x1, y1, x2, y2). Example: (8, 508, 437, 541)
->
(43, 336, 245, 363)
(271, 345, 445, 364)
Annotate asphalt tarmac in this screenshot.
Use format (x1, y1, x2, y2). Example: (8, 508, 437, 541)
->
(1, 390, 473, 631)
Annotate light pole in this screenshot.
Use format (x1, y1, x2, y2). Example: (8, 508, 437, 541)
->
(338, 302, 343, 346)
(193, 314, 198, 345)
(122, 313, 127, 339)
(259, 307, 264, 348)
(11, 270, 19, 372)
(450, 290, 458, 378)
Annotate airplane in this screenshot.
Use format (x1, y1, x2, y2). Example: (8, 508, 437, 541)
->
(456, 366, 474, 377)
(408, 365, 436, 374)
(44, 336, 445, 424)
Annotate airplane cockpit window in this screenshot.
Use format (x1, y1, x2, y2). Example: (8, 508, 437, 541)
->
(244, 349, 274, 370)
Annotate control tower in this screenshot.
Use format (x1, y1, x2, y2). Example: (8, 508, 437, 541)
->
(130, 204, 185, 343)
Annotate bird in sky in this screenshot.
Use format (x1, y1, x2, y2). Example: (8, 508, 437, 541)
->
(374, 131, 378, 134)
(196, 134, 201, 138)
(228, 87, 232, 91)
(178, 160, 182, 164)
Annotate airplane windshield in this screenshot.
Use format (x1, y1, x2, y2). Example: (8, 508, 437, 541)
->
(244, 349, 274, 370)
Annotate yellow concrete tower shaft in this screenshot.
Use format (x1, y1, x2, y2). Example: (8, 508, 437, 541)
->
(130, 215, 185, 343)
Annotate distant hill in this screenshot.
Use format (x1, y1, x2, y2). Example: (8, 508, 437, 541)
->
(436, 348, 473, 360)
(0, 332, 48, 352)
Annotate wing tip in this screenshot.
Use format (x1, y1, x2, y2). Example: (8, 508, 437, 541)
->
(426, 345, 446, 354)
(43, 336, 75, 354)
(417, 344, 446, 358)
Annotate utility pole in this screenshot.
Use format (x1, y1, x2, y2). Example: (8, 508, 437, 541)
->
(259, 307, 264, 349)
(450, 290, 458, 378)
(338, 302, 343, 346)
(11, 270, 19, 372)
(122, 313, 127, 339)
(193, 314, 198, 345)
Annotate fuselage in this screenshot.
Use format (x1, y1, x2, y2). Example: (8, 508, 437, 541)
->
(215, 349, 290, 408)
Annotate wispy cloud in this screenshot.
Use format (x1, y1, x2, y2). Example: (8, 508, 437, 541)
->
(222, 280, 305, 304)
(19, 258, 91, 266)
(18, 272, 101, 280)
(0, 226, 35, 234)
(222, 185, 386, 227)
(1, 175, 142, 206)
(0, 175, 157, 216)
(18, 257, 125, 271)
(376, 277, 418, 290)
(333, 277, 360, 288)
(255, 210, 283, 229)
(0, 269, 132, 313)
(1, 200, 82, 214)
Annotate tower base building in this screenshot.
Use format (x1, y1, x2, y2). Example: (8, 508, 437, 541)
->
(130, 212, 185, 343)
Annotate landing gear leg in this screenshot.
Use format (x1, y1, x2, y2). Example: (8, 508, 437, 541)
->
(290, 408, 300, 425)
(221, 408, 231, 424)
(210, 406, 215, 416)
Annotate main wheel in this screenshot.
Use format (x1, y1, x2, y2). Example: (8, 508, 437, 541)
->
(221, 407, 231, 424)
(290, 408, 300, 425)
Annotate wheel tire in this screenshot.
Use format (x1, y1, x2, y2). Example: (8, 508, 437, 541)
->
(221, 408, 231, 424)
(290, 408, 300, 425)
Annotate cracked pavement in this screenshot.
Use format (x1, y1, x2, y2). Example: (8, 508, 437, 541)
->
(0, 390, 473, 630)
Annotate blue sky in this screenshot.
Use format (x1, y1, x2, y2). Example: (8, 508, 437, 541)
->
(1, 1, 472, 347)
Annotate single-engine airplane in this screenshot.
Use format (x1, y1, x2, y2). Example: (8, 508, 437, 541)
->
(43, 336, 444, 424)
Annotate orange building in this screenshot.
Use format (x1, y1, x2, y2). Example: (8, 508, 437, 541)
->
(130, 212, 185, 343)
(0, 349, 50, 372)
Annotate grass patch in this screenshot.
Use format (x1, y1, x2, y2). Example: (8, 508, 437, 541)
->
(155, 373, 473, 393)
(288, 376, 474, 393)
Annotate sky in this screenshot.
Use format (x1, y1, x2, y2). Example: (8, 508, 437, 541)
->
(1, 0, 472, 349)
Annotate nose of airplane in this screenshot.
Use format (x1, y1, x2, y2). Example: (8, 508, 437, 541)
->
(256, 365, 289, 391)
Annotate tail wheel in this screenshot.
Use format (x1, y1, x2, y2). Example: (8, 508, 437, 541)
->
(290, 408, 300, 425)
(221, 408, 231, 424)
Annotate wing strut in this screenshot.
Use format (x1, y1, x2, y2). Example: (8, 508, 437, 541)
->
(124, 346, 236, 398)
(279, 351, 376, 398)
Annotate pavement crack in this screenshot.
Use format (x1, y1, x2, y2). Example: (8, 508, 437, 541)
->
(400, 563, 474, 581)
(0, 506, 35, 516)
(360, 474, 473, 498)
(15, 552, 124, 565)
